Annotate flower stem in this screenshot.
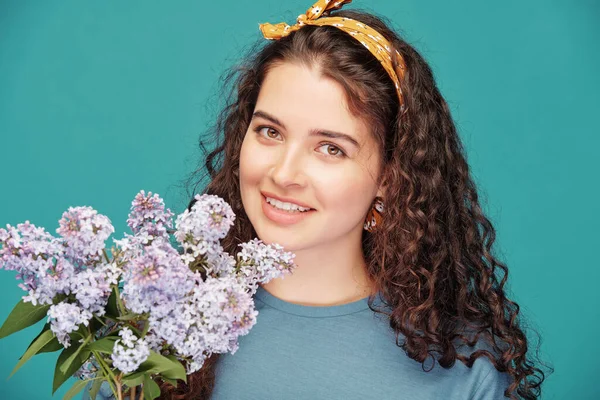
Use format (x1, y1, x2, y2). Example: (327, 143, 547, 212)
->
(92, 350, 118, 396)
(130, 386, 136, 400)
(113, 284, 127, 315)
(141, 317, 150, 337)
(102, 248, 111, 263)
(115, 375, 123, 400)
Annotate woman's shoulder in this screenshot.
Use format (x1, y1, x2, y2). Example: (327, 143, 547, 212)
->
(448, 331, 514, 399)
(465, 356, 513, 399)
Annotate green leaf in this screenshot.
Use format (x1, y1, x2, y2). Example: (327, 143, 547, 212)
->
(162, 355, 187, 382)
(0, 299, 50, 339)
(89, 317, 105, 333)
(53, 345, 91, 394)
(105, 287, 119, 318)
(39, 336, 63, 353)
(161, 377, 178, 388)
(122, 373, 145, 388)
(86, 335, 118, 354)
(59, 335, 91, 374)
(116, 313, 138, 321)
(143, 374, 161, 400)
(24, 323, 63, 354)
(9, 328, 55, 377)
(134, 351, 186, 381)
(89, 379, 102, 400)
(62, 380, 88, 400)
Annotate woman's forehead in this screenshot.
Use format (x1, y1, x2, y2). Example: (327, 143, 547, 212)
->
(256, 62, 372, 144)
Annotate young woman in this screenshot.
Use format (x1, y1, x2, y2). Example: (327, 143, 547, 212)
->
(158, 0, 547, 398)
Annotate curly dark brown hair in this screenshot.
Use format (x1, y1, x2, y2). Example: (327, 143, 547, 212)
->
(159, 8, 551, 400)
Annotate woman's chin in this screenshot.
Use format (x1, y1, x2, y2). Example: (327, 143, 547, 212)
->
(253, 231, 300, 252)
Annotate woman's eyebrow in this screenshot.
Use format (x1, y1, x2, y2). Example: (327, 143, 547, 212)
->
(252, 110, 286, 128)
(309, 129, 359, 148)
(252, 110, 360, 148)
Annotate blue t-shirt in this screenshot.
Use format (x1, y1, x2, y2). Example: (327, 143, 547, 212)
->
(211, 286, 512, 399)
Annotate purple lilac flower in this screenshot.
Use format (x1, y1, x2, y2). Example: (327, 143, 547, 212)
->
(237, 239, 296, 295)
(143, 331, 165, 353)
(202, 246, 237, 278)
(71, 262, 121, 315)
(0, 222, 62, 262)
(122, 238, 194, 318)
(112, 230, 153, 264)
(24, 257, 75, 306)
(56, 206, 114, 264)
(126, 191, 174, 238)
(111, 327, 150, 374)
(2, 191, 298, 378)
(150, 275, 257, 373)
(174, 195, 235, 263)
(0, 222, 66, 304)
(47, 302, 93, 347)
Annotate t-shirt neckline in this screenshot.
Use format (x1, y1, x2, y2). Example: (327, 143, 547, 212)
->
(254, 285, 373, 318)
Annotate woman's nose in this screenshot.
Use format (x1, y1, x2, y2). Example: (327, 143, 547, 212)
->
(268, 147, 307, 188)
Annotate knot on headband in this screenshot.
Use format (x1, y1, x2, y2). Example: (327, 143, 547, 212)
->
(259, 0, 407, 109)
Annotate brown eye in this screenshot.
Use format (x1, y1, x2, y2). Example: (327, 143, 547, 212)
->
(266, 128, 279, 138)
(317, 143, 346, 158)
(257, 126, 280, 140)
(327, 145, 340, 156)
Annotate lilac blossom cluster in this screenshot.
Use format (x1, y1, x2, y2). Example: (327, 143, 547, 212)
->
(57, 206, 115, 265)
(0, 207, 117, 347)
(111, 327, 151, 374)
(0, 222, 66, 304)
(0, 190, 297, 381)
(174, 194, 235, 268)
(121, 238, 195, 318)
(149, 274, 258, 373)
(126, 190, 174, 238)
(237, 238, 296, 295)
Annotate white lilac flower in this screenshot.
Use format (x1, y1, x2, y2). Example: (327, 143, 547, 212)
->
(0, 223, 60, 277)
(174, 195, 236, 275)
(175, 194, 235, 246)
(47, 302, 92, 348)
(71, 262, 121, 315)
(126, 190, 174, 238)
(56, 206, 114, 264)
(122, 238, 194, 318)
(236, 239, 296, 295)
(0, 222, 67, 304)
(202, 246, 236, 278)
(111, 228, 156, 265)
(111, 327, 150, 374)
(150, 276, 257, 373)
(23, 257, 75, 306)
(143, 332, 165, 353)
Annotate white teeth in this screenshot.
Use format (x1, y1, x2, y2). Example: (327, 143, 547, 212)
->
(265, 197, 311, 212)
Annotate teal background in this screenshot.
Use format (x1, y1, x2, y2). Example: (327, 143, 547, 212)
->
(0, 0, 597, 398)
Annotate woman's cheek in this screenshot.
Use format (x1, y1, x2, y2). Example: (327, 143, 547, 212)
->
(241, 136, 272, 181)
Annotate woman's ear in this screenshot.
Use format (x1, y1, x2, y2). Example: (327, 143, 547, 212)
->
(376, 166, 387, 198)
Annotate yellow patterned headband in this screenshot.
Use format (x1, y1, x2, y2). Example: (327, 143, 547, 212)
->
(259, 0, 406, 109)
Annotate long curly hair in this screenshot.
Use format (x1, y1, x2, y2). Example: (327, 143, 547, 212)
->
(160, 9, 550, 400)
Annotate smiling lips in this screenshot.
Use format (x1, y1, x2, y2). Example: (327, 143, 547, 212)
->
(261, 193, 316, 225)
(260, 191, 315, 210)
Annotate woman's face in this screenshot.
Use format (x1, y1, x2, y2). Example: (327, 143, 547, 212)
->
(239, 61, 384, 253)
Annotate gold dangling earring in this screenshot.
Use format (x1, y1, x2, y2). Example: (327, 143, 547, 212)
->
(364, 197, 384, 232)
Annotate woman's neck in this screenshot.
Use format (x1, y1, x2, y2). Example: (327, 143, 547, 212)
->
(260, 238, 376, 307)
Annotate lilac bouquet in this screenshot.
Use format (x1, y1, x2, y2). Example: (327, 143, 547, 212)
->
(0, 191, 296, 400)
